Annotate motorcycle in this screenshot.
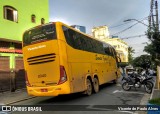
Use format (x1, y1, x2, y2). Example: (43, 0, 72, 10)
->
(121, 71, 154, 94)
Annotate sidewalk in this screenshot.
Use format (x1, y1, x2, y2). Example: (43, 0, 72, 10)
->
(149, 76, 160, 100)
(151, 89, 160, 99)
(0, 89, 35, 105)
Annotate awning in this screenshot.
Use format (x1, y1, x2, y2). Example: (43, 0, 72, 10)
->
(0, 48, 22, 54)
(15, 49, 22, 53)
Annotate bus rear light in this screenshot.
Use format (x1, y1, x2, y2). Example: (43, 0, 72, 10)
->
(58, 65, 67, 85)
(25, 71, 31, 87)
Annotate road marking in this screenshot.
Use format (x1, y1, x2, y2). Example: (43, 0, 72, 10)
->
(112, 90, 145, 94)
(113, 90, 123, 93)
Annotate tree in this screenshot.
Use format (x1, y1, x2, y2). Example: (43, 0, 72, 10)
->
(128, 46, 135, 64)
(146, 28, 160, 65)
(144, 43, 156, 61)
(132, 54, 153, 69)
(144, 43, 154, 55)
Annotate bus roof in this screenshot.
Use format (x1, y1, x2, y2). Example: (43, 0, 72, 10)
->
(23, 21, 114, 49)
(58, 22, 114, 48)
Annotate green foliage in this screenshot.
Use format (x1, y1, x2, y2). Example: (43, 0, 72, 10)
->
(146, 29, 160, 65)
(128, 46, 135, 64)
(144, 43, 154, 55)
(132, 54, 152, 69)
(149, 98, 160, 105)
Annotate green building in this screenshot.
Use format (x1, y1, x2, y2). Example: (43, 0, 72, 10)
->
(0, 0, 49, 91)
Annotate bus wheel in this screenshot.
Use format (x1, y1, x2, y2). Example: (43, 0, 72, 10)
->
(86, 78, 92, 96)
(93, 77, 99, 93)
(112, 79, 117, 84)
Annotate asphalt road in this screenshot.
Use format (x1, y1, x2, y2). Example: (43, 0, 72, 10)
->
(10, 79, 150, 114)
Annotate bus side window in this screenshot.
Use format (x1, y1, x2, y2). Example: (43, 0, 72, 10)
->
(80, 35, 87, 51)
(109, 47, 115, 58)
(112, 48, 117, 58)
(62, 26, 74, 47)
(90, 40, 96, 53)
(103, 43, 110, 55)
(94, 40, 100, 53)
(74, 33, 82, 50)
(85, 38, 93, 52)
(98, 42, 105, 54)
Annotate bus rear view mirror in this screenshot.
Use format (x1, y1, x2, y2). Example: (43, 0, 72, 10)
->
(117, 56, 121, 63)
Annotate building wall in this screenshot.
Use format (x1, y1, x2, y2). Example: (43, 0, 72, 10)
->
(0, 1, 49, 91)
(92, 26, 110, 40)
(104, 38, 128, 63)
(92, 26, 128, 63)
(71, 25, 86, 33)
(0, 0, 49, 41)
(0, 0, 49, 69)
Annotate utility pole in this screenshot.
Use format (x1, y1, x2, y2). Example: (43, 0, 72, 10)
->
(149, 0, 160, 89)
(149, 0, 154, 30)
(149, 0, 159, 31)
(155, 0, 159, 32)
(155, 0, 160, 90)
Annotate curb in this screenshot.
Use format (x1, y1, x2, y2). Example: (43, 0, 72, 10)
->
(0, 88, 37, 105)
(134, 80, 156, 114)
(6, 96, 37, 105)
(0, 88, 26, 95)
(149, 80, 156, 100)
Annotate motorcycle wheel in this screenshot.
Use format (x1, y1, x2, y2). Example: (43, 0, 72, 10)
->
(144, 81, 153, 94)
(122, 82, 131, 91)
(147, 81, 154, 88)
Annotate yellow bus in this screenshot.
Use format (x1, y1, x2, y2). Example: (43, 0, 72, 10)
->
(22, 22, 121, 96)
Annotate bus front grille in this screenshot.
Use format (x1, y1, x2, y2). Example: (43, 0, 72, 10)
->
(27, 53, 56, 65)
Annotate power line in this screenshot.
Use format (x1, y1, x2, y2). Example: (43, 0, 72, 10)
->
(111, 22, 139, 36)
(120, 34, 146, 39)
(109, 18, 148, 29)
(109, 21, 132, 29)
(111, 17, 148, 36)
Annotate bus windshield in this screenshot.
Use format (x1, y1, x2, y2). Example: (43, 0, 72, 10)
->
(23, 23, 56, 47)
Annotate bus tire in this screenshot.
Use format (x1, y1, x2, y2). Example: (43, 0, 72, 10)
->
(93, 77, 99, 93)
(85, 78, 92, 96)
(112, 79, 117, 84)
(113, 74, 118, 84)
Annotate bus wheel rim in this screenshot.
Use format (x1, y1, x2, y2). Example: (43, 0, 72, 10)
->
(87, 79, 92, 95)
(94, 78, 99, 93)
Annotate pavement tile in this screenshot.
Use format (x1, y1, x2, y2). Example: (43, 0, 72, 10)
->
(0, 89, 33, 104)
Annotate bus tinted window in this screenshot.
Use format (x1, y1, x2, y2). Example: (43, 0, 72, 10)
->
(83, 37, 93, 52)
(63, 26, 105, 55)
(63, 26, 75, 47)
(109, 47, 116, 58)
(23, 24, 56, 46)
(103, 43, 111, 55)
